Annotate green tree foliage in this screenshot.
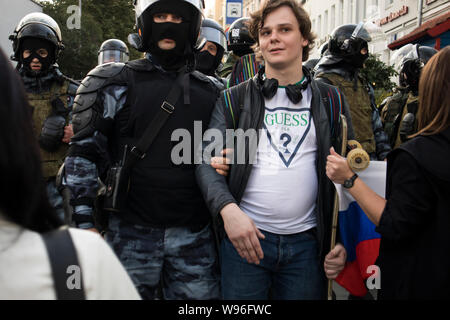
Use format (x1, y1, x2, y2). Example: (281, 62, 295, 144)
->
(38, 0, 141, 80)
(360, 53, 398, 106)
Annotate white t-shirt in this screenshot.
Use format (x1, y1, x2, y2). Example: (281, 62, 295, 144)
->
(0, 216, 141, 300)
(240, 85, 318, 234)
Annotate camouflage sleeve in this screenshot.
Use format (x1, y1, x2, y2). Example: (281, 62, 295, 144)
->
(64, 154, 99, 229)
(64, 85, 127, 229)
(372, 108, 392, 160)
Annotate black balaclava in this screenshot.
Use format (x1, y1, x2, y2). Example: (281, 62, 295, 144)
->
(344, 40, 369, 69)
(20, 38, 55, 76)
(146, 2, 193, 71)
(350, 51, 369, 69)
(196, 50, 217, 75)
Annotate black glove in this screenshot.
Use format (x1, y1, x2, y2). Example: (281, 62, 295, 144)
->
(38, 98, 68, 152)
(399, 100, 418, 143)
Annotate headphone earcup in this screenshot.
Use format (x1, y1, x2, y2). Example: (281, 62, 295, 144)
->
(261, 78, 278, 99)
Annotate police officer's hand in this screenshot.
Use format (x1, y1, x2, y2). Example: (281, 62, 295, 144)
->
(211, 148, 233, 177)
(324, 243, 347, 279)
(39, 115, 66, 152)
(62, 124, 74, 143)
(220, 203, 265, 265)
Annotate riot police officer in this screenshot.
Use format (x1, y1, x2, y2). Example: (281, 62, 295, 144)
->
(195, 18, 227, 89)
(9, 12, 79, 222)
(381, 44, 437, 148)
(315, 22, 391, 161)
(64, 0, 220, 300)
(98, 38, 130, 65)
(217, 17, 255, 78)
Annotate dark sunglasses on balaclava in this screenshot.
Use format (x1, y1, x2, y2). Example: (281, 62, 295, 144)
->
(20, 38, 55, 75)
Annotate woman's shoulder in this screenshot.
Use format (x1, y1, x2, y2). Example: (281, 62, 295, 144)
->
(391, 129, 450, 181)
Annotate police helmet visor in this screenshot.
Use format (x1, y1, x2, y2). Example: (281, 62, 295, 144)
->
(134, 0, 204, 19)
(201, 26, 227, 51)
(98, 50, 129, 65)
(390, 43, 414, 72)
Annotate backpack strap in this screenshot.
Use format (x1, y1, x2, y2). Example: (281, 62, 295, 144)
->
(315, 81, 343, 138)
(42, 228, 86, 300)
(222, 81, 247, 129)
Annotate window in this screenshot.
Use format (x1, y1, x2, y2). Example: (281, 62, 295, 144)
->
(324, 10, 328, 35)
(339, 0, 344, 25)
(385, 0, 394, 8)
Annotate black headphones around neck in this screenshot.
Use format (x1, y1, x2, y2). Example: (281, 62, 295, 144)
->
(257, 67, 312, 104)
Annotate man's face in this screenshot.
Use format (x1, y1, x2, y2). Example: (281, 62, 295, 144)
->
(200, 41, 218, 57)
(22, 48, 48, 72)
(153, 12, 183, 50)
(259, 5, 308, 70)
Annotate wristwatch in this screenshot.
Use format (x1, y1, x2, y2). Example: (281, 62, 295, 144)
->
(343, 173, 358, 189)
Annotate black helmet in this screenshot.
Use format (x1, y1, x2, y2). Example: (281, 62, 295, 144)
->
(98, 39, 130, 65)
(196, 18, 227, 74)
(227, 17, 255, 56)
(328, 23, 370, 59)
(9, 12, 64, 63)
(201, 18, 227, 53)
(399, 44, 437, 92)
(130, 0, 204, 52)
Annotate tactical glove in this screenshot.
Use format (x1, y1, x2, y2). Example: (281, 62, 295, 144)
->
(38, 98, 68, 152)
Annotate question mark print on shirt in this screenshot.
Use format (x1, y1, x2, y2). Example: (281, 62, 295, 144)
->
(280, 133, 292, 154)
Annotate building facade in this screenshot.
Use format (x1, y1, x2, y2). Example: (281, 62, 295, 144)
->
(230, 0, 449, 63)
(303, 0, 449, 63)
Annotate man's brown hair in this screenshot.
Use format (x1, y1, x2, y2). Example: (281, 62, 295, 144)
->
(410, 46, 450, 138)
(248, 0, 316, 62)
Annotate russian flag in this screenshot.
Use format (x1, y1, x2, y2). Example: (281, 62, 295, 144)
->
(334, 161, 386, 297)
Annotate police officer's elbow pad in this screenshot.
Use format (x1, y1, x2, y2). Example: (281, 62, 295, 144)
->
(39, 115, 66, 152)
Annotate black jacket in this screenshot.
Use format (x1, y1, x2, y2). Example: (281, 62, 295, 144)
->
(376, 127, 450, 299)
(195, 75, 354, 263)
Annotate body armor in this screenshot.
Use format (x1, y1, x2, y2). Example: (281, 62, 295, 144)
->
(381, 89, 409, 148)
(29, 80, 70, 178)
(317, 72, 375, 154)
(394, 92, 418, 148)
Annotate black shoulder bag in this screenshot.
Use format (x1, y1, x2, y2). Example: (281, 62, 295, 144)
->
(102, 70, 185, 212)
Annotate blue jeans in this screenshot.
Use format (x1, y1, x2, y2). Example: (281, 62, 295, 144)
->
(221, 228, 325, 300)
(106, 215, 220, 300)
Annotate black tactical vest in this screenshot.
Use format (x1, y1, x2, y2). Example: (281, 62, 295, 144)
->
(28, 81, 70, 178)
(116, 64, 218, 228)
